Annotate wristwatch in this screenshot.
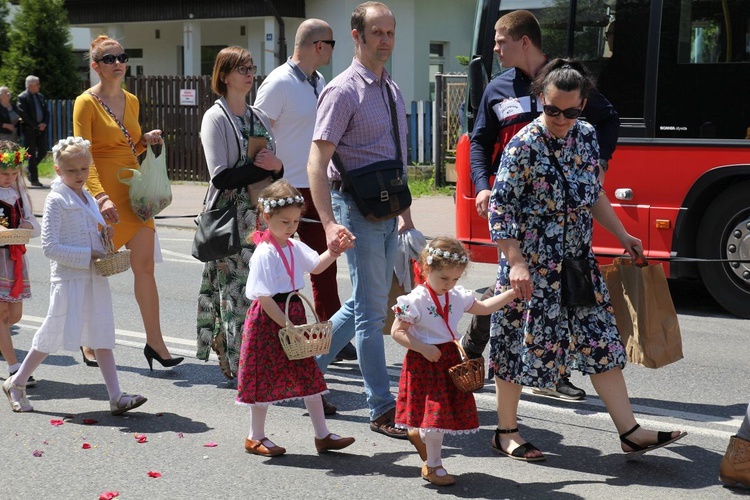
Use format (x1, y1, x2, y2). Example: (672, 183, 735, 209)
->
(598, 159, 609, 172)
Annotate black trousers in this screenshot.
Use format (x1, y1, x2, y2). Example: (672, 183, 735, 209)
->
(22, 127, 47, 183)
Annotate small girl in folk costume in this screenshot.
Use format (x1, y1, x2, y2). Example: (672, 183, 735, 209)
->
(391, 236, 517, 487)
(2, 137, 147, 415)
(0, 141, 40, 382)
(237, 179, 355, 457)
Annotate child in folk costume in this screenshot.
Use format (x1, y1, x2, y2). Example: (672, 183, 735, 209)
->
(0, 141, 40, 383)
(2, 137, 147, 415)
(391, 237, 517, 486)
(237, 179, 355, 457)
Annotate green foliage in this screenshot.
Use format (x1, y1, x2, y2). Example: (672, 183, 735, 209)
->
(37, 155, 54, 179)
(408, 167, 454, 197)
(0, 0, 9, 70)
(455, 55, 470, 67)
(0, 0, 80, 98)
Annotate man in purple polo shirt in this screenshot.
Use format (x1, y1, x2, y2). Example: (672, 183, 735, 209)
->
(308, 1, 414, 440)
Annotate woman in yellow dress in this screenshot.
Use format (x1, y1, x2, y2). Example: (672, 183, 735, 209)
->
(73, 35, 183, 369)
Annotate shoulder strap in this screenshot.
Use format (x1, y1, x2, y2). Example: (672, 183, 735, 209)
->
(546, 138, 569, 253)
(385, 83, 402, 162)
(215, 99, 245, 163)
(86, 91, 137, 158)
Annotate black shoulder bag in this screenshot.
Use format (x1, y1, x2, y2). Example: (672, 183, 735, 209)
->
(331, 84, 411, 221)
(548, 143, 597, 307)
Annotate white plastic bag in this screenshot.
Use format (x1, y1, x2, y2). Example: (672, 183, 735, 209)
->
(118, 144, 173, 222)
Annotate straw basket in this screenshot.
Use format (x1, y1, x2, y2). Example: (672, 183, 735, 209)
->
(0, 228, 32, 246)
(94, 229, 131, 277)
(448, 340, 485, 393)
(278, 292, 332, 360)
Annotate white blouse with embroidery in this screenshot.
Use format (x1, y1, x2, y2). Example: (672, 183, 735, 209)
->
(392, 284, 476, 345)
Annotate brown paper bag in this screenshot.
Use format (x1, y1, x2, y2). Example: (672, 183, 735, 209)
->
(601, 258, 683, 368)
(384, 263, 417, 335)
(246, 137, 272, 205)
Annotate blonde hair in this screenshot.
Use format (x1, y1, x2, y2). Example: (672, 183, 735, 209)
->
(53, 136, 92, 168)
(417, 236, 470, 273)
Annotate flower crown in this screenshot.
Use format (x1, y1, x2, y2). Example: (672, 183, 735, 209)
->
(425, 246, 468, 265)
(52, 136, 91, 158)
(258, 195, 304, 214)
(0, 148, 30, 171)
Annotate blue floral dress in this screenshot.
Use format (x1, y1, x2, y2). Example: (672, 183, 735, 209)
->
(487, 118, 626, 388)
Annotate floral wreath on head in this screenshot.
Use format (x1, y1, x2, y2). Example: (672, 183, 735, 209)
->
(425, 245, 468, 265)
(52, 136, 91, 159)
(258, 194, 304, 214)
(0, 148, 30, 171)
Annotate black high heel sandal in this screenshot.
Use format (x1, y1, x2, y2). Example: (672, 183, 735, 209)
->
(80, 347, 98, 368)
(144, 344, 184, 371)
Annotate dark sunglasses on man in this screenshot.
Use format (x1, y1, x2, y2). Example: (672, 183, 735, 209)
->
(97, 53, 129, 65)
(542, 104, 583, 119)
(313, 40, 336, 48)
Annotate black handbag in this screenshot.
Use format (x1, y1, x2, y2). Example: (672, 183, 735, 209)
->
(548, 142, 597, 307)
(191, 191, 241, 262)
(331, 85, 411, 222)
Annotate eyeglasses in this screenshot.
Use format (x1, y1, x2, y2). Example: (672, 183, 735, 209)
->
(96, 53, 129, 65)
(313, 40, 336, 48)
(236, 64, 257, 76)
(542, 104, 584, 119)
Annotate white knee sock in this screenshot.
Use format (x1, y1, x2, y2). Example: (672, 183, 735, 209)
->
(11, 348, 46, 386)
(305, 395, 332, 440)
(7, 362, 20, 374)
(421, 429, 445, 470)
(739, 402, 750, 441)
(95, 349, 121, 400)
(250, 405, 269, 441)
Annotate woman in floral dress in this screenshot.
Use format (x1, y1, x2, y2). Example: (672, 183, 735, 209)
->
(196, 46, 283, 379)
(487, 59, 686, 461)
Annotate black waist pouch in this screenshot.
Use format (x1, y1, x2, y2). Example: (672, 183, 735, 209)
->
(561, 257, 597, 307)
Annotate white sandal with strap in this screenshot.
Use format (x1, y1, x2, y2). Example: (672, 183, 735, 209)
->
(2, 377, 33, 412)
(110, 392, 148, 416)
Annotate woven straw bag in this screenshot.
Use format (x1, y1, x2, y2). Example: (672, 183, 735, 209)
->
(94, 229, 131, 277)
(0, 228, 31, 246)
(278, 291, 333, 360)
(448, 340, 485, 393)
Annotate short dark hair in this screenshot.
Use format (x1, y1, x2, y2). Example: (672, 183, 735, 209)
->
(495, 10, 542, 50)
(530, 58, 596, 100)
(211, 46, 252, 97)
(351, 1, 393, 42)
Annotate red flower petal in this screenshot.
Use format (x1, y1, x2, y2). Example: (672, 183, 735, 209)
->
(82, 443, 92, 449)
(99, 491, 119, 500)
(82, 418, 98, 425)
(50, 419, 64, 426)
(147, 471, 162, 478)
(134, 433, 148, 443)
(32, 450, 44, 457)
(203, 442, 218, 447)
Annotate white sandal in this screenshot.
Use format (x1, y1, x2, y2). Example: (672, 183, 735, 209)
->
(2, 377, 33, 412)
(110, 392, 148, 416)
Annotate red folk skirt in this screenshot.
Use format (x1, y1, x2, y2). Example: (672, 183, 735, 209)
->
(395, 342, 479, 433)
(236, 296, 327, 405)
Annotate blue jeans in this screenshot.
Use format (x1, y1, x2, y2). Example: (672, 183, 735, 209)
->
(315, 190, 398, 420)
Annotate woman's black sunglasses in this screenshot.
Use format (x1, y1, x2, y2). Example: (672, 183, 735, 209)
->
(542, 104, 583, 119)
(97, 53, 129, 65)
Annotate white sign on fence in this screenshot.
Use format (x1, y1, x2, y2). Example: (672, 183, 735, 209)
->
(180, 89, 197, 106)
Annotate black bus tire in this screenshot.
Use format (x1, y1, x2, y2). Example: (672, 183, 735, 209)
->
(696, 182, 750, 319)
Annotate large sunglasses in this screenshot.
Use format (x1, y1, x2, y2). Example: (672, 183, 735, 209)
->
(542, 104, 583, 119)
(236, 64, 257, 76)
(97, 53, 129, 65)
(313, 39, 336, 48)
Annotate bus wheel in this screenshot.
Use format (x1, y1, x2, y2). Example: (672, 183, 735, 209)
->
(697, 182, 750, 319)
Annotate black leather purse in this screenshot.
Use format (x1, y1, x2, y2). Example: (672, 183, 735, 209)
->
(549, 143, 597, 307)
(191, 190, 241, 262)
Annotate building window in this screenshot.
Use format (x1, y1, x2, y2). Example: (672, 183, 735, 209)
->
(429, 42, 446, 100)
(202, 45, 227, 76)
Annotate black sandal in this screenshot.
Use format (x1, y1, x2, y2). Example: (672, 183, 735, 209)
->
(491, 428, 546, 462)
(619, 424, 687, 456)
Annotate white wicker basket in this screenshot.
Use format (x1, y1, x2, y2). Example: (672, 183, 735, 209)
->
(0, 228, 32, 246)
(278, 292, 333, 360)
(94, 229, 131, 277)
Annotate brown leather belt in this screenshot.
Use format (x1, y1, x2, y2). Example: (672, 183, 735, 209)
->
(330, 180, 346, 192)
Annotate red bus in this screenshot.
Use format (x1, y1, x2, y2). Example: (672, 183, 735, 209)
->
(456, 0, 750, 317)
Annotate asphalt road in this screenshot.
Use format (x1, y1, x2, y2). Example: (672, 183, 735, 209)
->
(2, 225, 749, 500)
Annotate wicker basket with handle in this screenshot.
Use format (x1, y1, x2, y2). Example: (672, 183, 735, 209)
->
(0, 228, 32, 246)
(278, 291, 333, 360)
(448, 340, 485, 393)
(94, 228, 131, 277)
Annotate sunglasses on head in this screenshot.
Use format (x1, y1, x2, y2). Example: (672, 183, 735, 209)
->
(97, 53, 129, 65)
(313, 39, 336, 48)
(236, 64, 257, 76)
(542, 104, 583, 119)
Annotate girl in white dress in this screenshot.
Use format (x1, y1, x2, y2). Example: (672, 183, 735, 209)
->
(2, 136, 147, 415)
(391, 236, 517, 486)
(0, 140, 40, 382)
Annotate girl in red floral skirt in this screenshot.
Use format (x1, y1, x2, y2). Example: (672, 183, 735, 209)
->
(236, 179, 355, 457)
(391, 236, 517, 486)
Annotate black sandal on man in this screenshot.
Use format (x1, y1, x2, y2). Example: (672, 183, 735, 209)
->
(491, 428, 546, 462)
(619, 423, 687, 456)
